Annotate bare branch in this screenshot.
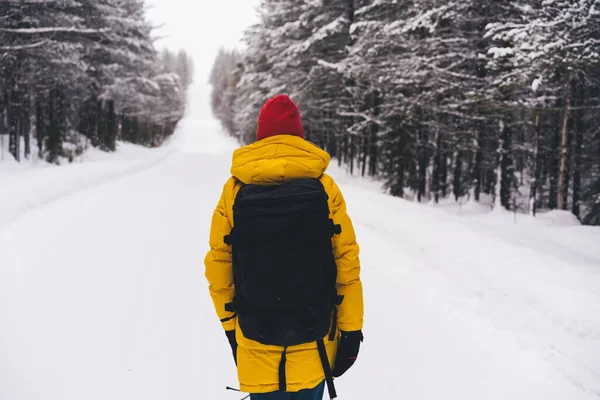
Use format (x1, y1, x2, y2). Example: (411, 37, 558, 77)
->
(0, 40, 49, 51)
(0, 27, 109, 34)
(0, 0, 57, 3)
(339, 111, 384, 126)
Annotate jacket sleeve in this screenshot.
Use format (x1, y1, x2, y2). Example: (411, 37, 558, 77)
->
(327, 178, 364, 332)
(204, 178, 237, 331)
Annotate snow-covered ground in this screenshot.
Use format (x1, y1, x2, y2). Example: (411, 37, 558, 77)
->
(0, 142, 175, 230)
(1, 85, 599, 400)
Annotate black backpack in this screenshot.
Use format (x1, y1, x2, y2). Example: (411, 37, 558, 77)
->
(224, 178, 342, 398)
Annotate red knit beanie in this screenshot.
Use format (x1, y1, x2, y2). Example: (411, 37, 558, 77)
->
(256, 94, 305, 141)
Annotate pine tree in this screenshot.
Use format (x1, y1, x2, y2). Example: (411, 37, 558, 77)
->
(231, 22, 274, 144)
(0, 0, 191, 161)
(211, 0, 600, 225)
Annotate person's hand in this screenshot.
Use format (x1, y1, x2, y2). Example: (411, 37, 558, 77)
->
(225, 330, 237, 365)
(332, 330, 363, 377)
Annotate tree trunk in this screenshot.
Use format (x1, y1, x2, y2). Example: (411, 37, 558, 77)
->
(22, 93, 30, 159)
(368, 91, 382, 177)
(360, 135, 367, 177)
(538, 161, 548, 210)
(338, 134, 343, 167)
(557, 80, 572, 210)
(473, 133, 483, 201)
(346, 0, 355, 22)
(432, 132, 441, 204)
(548, 100, 562, 209)
(572, 126, 583, 218)
(96, 100, 105, 149)
(417, 112, 427, 202)
(0, 92, 5, 161)
(106, 100, 117, 151)
(419, 149, 429, 201)
(56, 88, 66, 157)
(132, 116, 139, 145)
(120, 115, 127, 142)
(500, 119, 513, 211)
(47, 88, 59, 163)
(388, 125, 406, 198)
(349, 135, 355, 175)
(571, 79, 585, 218)
(453, 151, 462, 202)
(369, 129, 378, 177)
(36, 98, 45, 158)
(80, 98, 97, 143)
(394, 162, 405, 198)
(492, 128, 504, 210)
(0, 91, 5, 160)
(493, 164, 502, 210)
(530, 112, 542, 216)
(329, 131, 337, 160)
(8, 89, 20, 162)
(440, 148, 448, 198)
(342, 133, 348, 165)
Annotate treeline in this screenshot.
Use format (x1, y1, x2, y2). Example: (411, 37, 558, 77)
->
(210, 0, 600, 225)
(0, 0, 194, 164)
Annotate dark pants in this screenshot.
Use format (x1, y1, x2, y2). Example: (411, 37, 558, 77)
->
(250, 381, 325, 400)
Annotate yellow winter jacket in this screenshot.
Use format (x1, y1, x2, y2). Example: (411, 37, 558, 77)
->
(204, 135, 363, 394)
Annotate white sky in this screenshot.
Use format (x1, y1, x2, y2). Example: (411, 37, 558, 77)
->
(145, 0, 260, 84)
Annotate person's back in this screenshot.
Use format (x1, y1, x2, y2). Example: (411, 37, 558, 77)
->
(205, 95, 364, 400)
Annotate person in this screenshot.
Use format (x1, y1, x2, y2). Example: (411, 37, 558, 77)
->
(205, 94, 364, 400)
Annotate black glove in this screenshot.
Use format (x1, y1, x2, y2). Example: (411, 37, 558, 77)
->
(225, 330, 238, 365)
(332, 330, 363, 377)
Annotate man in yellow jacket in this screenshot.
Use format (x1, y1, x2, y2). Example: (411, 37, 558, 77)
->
(205, 95, 364, 400)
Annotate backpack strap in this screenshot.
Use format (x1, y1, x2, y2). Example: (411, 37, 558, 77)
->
(328, 295, 344, 341)
(316, 338, 337, 399)
(277, 338, 337, 397)
(278, 346, 288, 392)
(219, 313, 237, 323)
(321, 295, 342, 397)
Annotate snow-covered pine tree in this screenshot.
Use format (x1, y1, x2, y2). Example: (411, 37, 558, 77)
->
(0, 0, 189, 162)
(226, 0, 350, 145)
(581, 63, 600, 224)
(176, 50, 194, 89)
(487, 0, 600, 215)
(210, 0, 600, 225)
(210, 48, 240, 131)
(229, 23, 272, 144)
(291, 0, 355, 158)
(0, 0, 97, 162)
(345, 0, 410, 184)
(160, 47, 194, 130)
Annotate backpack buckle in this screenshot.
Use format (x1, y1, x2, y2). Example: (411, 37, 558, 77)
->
(225, 302, 236, 312)
(333, 224, 342, 235)
(224, 228, 237, 246)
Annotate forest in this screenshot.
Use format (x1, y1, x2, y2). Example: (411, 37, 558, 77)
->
(0, 0, 193, 164)
(210, 0, 600, 225)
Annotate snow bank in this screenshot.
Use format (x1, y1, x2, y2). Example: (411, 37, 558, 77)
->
(536, 209, 582, 226)
(0, 137, 175, 232)
(327, 162, 600, 398)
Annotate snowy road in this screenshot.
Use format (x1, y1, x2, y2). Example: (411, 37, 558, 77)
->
(1, 89, 600, 400)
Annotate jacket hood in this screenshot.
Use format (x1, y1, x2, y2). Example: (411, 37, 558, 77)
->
(231, 135, 330, 185)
